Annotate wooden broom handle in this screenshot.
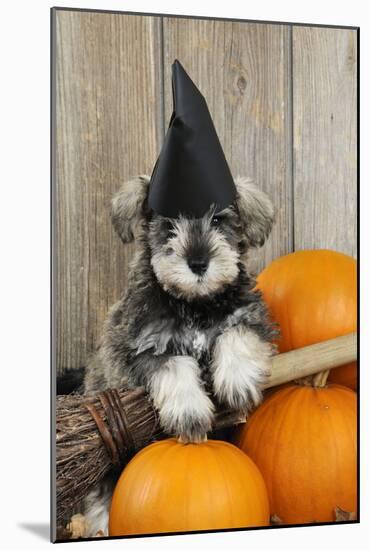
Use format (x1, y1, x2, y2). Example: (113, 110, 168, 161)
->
(265, 332, 357, 389)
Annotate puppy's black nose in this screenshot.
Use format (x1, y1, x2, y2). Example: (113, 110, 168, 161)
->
(188, 258, 208, 276)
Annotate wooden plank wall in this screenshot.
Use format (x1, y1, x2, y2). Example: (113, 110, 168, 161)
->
(54, 11, 163, 373)
(292, 27, 357, 255)
(53, 10, 357, 374)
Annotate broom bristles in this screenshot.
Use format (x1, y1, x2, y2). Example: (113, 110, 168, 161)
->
(56, 385, 162, 522)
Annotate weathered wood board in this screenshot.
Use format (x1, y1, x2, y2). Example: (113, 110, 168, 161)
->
(53, 10, 357, 375)
(54, 11, 163, 373)
(292, 27, 357, 256)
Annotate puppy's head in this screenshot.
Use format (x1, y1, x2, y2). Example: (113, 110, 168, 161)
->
(111, 175, 274, 300)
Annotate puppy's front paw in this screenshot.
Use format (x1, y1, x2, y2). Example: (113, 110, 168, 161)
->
(213, 373, 264, 413)
(149, 356, 215, 443)
(159, 388, 214, 443)
(212, 327, 272, 413)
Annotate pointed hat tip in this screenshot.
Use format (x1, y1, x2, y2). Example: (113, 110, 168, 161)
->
(172, 59, 184, 74)
(171, 59, 204, 102)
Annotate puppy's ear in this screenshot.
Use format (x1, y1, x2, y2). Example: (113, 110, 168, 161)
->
(111, 175, 150, 243)
(235, 176, 275, 248)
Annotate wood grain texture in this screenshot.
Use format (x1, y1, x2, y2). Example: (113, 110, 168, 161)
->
(54, 11, 163, 373)
(292, 27, 357, 257)
(162, 18, 293, 274)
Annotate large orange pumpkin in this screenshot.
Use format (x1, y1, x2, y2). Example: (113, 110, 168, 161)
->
(109, 438, 269, 535)
(257, 250, 357, 390)
(235, 383, 357, 524)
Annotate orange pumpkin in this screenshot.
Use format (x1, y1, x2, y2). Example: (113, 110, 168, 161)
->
(328, 361, 357, 390)
(257, 250, 357, 390)
(235, 383, 357, 524)
(109, 438, 270, 535)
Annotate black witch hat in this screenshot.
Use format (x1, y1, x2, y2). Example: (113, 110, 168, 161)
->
(148, 60, 236, 218)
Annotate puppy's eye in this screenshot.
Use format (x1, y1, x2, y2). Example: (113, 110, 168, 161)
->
(211, 216, 221, 227)
(164, 220, 174, 233)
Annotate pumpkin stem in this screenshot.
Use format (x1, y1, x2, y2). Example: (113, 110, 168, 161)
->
(270, 514, 282, 525)
(295, 369, 330, 388)
(312, 369, 330, 387)
(334, 506, 356, 521)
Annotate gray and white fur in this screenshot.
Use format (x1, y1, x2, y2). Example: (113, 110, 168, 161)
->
(82, 175, 276, 536)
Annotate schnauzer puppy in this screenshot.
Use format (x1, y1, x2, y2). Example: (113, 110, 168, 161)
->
(81, 174, 276, 536)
